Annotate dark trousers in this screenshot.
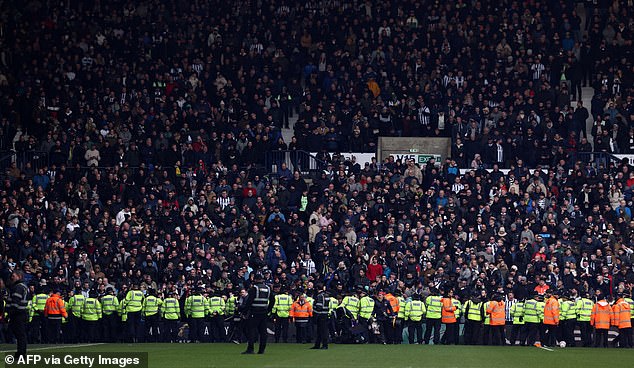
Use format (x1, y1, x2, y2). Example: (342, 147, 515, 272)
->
(307, 318, 314, 342)
(442, 323, 457, 345)
(210, 315, 225, 342)
(9, 311, 28, 357)
(408, 321, 423, 344)
(68, 314, 82, 343)
(526, 322, 541, 346)
(393, 318, 403, 344)
(379, 321, 390, 343)
(127, 311, 142, 342)
(358, 317, 371, 343)
(543, 323, 557, 346)
(145, 314, 160, 342)
(618, 327, 632, 348)
(228, 318, 245, 343)
(102, 314, 117, 342)
(571, 79, 582, 100)
(578, 321, 593, 347)
(562, 320, 576, 347)
(29, 313, 45, 343)
(424, 318, 441, 344)
(510, 324, 527, 346)
(482, 324, 491, 345)
(245, 315, 268, 353)
(594, 328, 608, 348)
(295, 321, 308, 343)
(274, 317, 289, 343)
(463, 320, 481, 345)
(83, 320, 99, 343)
(46, 317, 62, 344)
(189, 318, 203, 342)
(163, 320, 178, 342)
(313, 315, 329, 348)
(490, 325, 504, 346)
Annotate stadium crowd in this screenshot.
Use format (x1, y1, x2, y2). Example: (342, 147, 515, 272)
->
(1, 0, 634, 348)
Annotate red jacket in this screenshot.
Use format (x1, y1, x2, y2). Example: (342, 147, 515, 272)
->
(367, 263, 383, 281)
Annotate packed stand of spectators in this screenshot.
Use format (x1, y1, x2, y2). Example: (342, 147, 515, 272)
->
(1, 0, 634, 310)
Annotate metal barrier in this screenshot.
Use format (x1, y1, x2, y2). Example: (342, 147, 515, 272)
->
(265, 150, 327, 179)
(569, 151, 623, 169)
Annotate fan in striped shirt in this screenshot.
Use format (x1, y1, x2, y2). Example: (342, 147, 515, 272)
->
(216, 190, 232, 210)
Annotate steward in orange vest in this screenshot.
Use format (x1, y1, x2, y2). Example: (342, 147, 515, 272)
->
(441, 290, 457, 345)
(612, 293, 632, 348)
(542, 292, 560, 347)
(591, 293, 612, 348)
(44, 289, 68, 344)
(486, 293, 506, 346)
(289, 294, 313, 343)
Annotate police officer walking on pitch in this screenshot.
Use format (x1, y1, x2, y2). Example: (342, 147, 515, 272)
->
(6, 270, 29, 358)
(310, 282, 331, 349)
(240, 272, 275, 354)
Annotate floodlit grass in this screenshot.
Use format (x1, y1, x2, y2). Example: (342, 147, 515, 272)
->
(1, 343, 634, 368)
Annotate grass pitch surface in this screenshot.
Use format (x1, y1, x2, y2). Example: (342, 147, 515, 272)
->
(2, 343, 633, 368)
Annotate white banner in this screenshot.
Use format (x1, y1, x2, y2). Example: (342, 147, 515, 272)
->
(613, 154, 634, 165)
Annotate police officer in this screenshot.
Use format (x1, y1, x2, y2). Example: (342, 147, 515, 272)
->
(424, 288, 443, 345)
(357, 288, 374, 343)
(66, 289, 85, 343)
(29, 286, 48, 343)
(310, 283, 331, 350)
(405, 293, 426, 344)
(560, 292, 577, 347)
(117, 295, 128, 342)
(184, 288, 207, 343)
(340, 290, 360, 320)
(6, 270, 29, 358)
(576, 292, 594, 347)
(124, 284, 144, 343)
(240, 272, 275, 354)
(524, 292, 544, 346)
(100, 287, 119, 343)
(162, 292, 181, 343)
(81, 290, 102, 343)
(271, 285, 292, 343)
(463, 293, 483, 345)
(226, 291, 241, 344)
(208, 290, 226, 342)
(142, 289, 162, 342)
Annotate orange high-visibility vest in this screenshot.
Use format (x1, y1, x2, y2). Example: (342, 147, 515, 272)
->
(543, 297, 560, 325)
(44, 294, 68, 318)
(386, 294, 400, 313)
(441, 298, 456, 323)
(612, 299, 632, 329)
(591, 300, 612, 329)
(289, 301, 313, 319)
(487, 301, 506, 326)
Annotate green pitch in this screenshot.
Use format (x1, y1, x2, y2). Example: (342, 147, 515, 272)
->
(2, 343, 634, 368)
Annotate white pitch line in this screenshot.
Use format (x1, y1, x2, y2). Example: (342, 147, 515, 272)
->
(0, 343, 104, 353)
(539, 346, 554, 352)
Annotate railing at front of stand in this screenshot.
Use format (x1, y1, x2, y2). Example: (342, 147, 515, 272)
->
(265, 150, 328, 180)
